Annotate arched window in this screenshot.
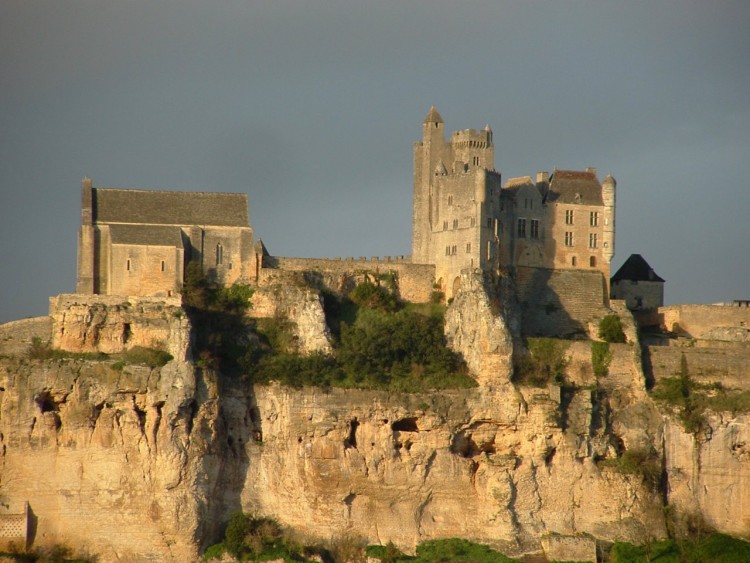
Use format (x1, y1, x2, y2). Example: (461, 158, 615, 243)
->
(571, 256, 577, 267)
(216, 243, 223, 265)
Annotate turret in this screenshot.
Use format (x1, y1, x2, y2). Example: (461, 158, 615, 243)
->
(412, 106, 448, 263)
(602, 174, 616, 264)
(77, 177, 96, 293)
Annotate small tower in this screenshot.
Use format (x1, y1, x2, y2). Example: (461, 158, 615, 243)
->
(76, 177, 96, 293)
(412, 106, 448, 264)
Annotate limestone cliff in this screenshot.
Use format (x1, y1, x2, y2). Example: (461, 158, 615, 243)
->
(0, 284, 749, 562)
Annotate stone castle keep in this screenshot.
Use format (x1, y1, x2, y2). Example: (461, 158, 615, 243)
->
(75, 107, 617, 333)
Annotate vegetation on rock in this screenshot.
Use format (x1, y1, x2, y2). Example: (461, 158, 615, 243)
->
(513, 338, 569, 387)
(598, 314, 626, 343)
(251, 280, 474, 391)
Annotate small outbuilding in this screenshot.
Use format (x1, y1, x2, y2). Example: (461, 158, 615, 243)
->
(610, 254, 665, 310)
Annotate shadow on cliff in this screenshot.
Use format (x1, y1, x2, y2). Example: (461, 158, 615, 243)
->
(180, 264, 260, 551)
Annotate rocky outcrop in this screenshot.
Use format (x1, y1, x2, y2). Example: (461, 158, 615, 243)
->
(250, 279, 332, 355)
(49, 294, 189, 359)
(444, 272, 517, 388)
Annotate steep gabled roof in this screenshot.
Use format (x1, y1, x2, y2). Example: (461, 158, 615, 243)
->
(546, 169, 603, 206)
(109, 225, 184, 248)
(611, 254, 665, 283)
(423, 105, 444, 124)
(93, 188, 249, 227)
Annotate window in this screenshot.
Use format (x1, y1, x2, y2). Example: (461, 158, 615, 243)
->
(443, 221, 448, 230)
(530, 219, 539, 239)
(517, 218, 527, 238)
(453, 219, 458, 229)
(589, 233, 598, 248)
(565, 231, 574, 246)
(487, 240, 492, 260)
(452, 245, 457, 255)
(126, 259, 131, 271)
(466, 243, 471, 253)
(445, 246, 450, 256)
(565, 209, 574, 225)
(216, 243, 223, 265)
(448, 195, 453, 205)
(571, 256, 577, 266)
(473, 156, 480, 166)
(590, 211, 599, 227)
(160, 260, 165, 272)
(590, 256, 597, 267)
(487, 217, 492, 228)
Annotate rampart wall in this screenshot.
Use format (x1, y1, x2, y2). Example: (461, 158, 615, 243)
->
(644, 344, 750, 391)
(263, 256, 435, 303)
(0, 317, 52, 357)
(637, 304, 750, 339)
(514, 267, 608, 337)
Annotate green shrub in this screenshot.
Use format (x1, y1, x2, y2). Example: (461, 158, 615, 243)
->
(349, 279, 400, 312)
(514, 338, 569, 387)
(591, 341, 612, 377)
(599, 314, 626, 343)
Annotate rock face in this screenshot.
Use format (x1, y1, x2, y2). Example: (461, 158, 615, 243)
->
(0, 285, 749, 561)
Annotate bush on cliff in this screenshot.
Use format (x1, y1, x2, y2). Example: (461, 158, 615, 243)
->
(250, 280, 474, 392)
(513, 338, 569, 387)
(598, 314, 626, 343)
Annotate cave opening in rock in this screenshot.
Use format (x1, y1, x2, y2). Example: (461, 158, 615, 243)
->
(391, 417, 419, 432)
(344, 417, 359, 449)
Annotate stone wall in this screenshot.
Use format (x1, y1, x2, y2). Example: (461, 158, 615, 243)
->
(638, 304, 750, 339)
(514, 267, 608, 337)
(644, 344, 750, 390)
(263, 257, 435, 303)
(0, 317, 51, 357)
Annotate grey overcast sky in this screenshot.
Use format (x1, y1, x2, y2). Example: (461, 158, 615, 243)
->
(1, 1, 749, 323)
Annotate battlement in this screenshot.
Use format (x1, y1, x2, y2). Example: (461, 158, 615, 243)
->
(451, 128, 493, 149)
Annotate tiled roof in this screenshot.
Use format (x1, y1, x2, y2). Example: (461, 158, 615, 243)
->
(546, 169, 603, 206)
(611, 254, 665, 283)
(93, 188, 249, 227)
(109, 225, 184, 248)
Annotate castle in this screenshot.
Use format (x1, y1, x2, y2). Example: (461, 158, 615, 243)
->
(75, 108, 617, 333)
(412, 106, 616, 298)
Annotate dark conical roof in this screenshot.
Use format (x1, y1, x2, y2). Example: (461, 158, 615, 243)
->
(423, 105, 444, 124)
(611, 254, 665, 283)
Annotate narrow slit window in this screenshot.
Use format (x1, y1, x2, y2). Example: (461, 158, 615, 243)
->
(216, 243, 223, 265)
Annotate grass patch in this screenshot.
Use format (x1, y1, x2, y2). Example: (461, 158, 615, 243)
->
(610, 533, 750, 562)
(28, 337, 108, 362)
(366, 538, 517, 562)
(117, 346, 173, 368)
